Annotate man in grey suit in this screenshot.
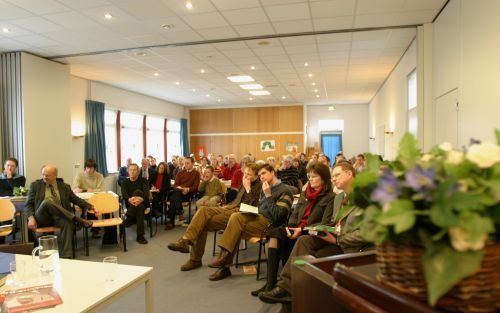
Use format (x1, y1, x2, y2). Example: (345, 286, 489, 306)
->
(25, 164, 98, 258)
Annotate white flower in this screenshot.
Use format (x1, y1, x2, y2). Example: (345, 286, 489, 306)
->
(446, 150, 464, 165)
(421, 154, 434, 162)
(439, 142, 453, 152)
(448, 227, 487, 252)
(466, 142, 500, 168)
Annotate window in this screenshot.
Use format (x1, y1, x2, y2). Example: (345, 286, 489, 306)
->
(167, 120, 181, 161)
(407, 69, 417, 137)
(146, 116, 165, 162)
(120, 112, 144, 165)
(104, 110, 118, 172)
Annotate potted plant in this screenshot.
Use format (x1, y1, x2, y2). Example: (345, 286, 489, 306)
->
(351, 130, 500, 312)
(13, 186, 29, 197)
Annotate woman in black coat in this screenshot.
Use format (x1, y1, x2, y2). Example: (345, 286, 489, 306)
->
(149, 162, 171, 218)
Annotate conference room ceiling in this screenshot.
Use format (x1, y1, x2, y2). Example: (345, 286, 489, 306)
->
(0, 0, 447, 107)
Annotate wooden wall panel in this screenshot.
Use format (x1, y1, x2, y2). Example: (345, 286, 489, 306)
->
(189, 110, 206, 134)
(233, 108, 258, 132)
(210, 109, 233, 133)
(279, 106, 303, 132)
(256, 107, 280, 132)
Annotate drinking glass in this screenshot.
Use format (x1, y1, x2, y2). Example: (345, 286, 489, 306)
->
(32, 235, 59, 272)
(9, 259, 26, 286)
(103, 256, 118, 282)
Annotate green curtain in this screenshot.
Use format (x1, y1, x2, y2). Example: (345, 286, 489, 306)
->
(180, 118, 189, 157)
(84, 100, 108, 176)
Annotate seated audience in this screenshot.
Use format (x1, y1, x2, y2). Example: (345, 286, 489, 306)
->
(266, 156, 277, 170)
(252, 162, 334, 296)
(166, 157, 200, 230)
(226, 156, 249, 203)
(139, 158, 154, 181)
(195, 166, 222, 208)
(197, 156, 209, 174)
(118, 157, 132, 186)
(221, 154, 240, 181)
(121, 163, 150, 244)
(277, 154, 300, 193)
(208, 164, 293, 281)
(354, 154, 366, 173)
(167, 163, 262, 271)
(25, 164, 97, 258)
(0, 157, 26, 197)
(149, 162, 171, 218)
(293, 158, 307, 185)
(209, 156, 223, 178)
(258, 162, 368, 305)
(148, 155, 157, 171)
(173, 156, 185, 178)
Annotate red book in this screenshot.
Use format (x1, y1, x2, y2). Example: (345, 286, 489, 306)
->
(1, 284, 62, 312)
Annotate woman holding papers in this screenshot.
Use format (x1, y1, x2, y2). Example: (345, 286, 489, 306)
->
(251, 162, 335, 297)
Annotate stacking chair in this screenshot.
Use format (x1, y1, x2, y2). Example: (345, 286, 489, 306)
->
(84, 193, 126, 255)
(0, 199, 16, 241)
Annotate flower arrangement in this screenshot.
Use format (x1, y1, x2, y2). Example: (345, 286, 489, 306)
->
(13, 186, 29, 197)
(351, 130, 500, 306)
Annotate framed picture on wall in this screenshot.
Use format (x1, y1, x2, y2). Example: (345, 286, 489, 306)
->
(260, 140, 275, 151)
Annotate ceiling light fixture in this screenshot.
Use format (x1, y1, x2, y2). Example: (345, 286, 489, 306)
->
(185, 1, 193, 10)
(304, 62, 309, 67)
(134, 51, 147, 57)
(1, 27, 9, 33)
(249, 90, 270, 96)
(281, 96, 286, 99)
(313, 89, 318, 93)
(217, 99, 222, 102)
(153, 72, 159, 76)
(316, 94, 320, 98)
(161, 24, 174, 30)
(104, 13, 113, 19)
(200, 69, 205, 73)
(249, 97, 253, 101)
(257, 41, 269, 46)
(328, 105, 335, 111)
(239, 84, 263, 90)
(205, 94, 210, 97)
(175, 81, 180, 85)
(192, 89, 196, 92)
(227, 75, 254, 83)
(312, 82, 316, 86)
(308, 73, 313, 78)
(250, 66, 255, 70)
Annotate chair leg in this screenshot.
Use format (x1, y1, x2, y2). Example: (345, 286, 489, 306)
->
(257, 241, 263, 280)
(149, 215, 153, 238)
(235, 240, 240, 268)
(212, 232, 217, 256)
(84, 228, 89, 256)
(122, 225, 127, 252)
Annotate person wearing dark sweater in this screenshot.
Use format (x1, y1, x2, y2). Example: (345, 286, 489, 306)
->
(0, 157, 26, 197)
(165, 157, 200, 230)
(167, 163, 263, 271)
(121, 163, 150, 244)
(277, 155, 300, 193)
(208, 163, 294, 281)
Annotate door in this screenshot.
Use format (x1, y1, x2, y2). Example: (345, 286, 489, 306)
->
(320, 132, 343, 164)
(434, 88, 459, 148)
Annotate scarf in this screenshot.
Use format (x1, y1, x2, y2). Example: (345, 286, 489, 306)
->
(298, 184, 324, 228)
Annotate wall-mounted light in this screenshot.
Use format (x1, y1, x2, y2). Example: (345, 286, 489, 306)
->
(71, 121, 85, 138)
(369, 137, 376, 140)
(384, 131, 394, 135)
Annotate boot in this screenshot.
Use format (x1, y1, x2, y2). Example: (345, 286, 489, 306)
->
(257, 247, 280, 296)
(208, 248, 232, 268)
(167, 238, 191, 253)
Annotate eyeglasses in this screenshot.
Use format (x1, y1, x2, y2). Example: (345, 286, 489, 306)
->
(331, 171, 345, 178)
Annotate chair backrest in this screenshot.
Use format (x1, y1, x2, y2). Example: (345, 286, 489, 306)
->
(0, 199, 15, 222)
(87, 193, 119, 215)
(220, 180, 228, 194)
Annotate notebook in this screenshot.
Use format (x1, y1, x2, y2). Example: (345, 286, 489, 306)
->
(239, 203, 259, 215)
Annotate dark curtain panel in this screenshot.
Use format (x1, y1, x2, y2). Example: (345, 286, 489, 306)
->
(180, 118, 189, 157)
(85, 100, 108, 176)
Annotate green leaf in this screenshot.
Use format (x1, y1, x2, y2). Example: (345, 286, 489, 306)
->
(352, 171, 378, 189)
(365, 153, 381, 173)
(430, 204, 459, 228)
(423, 240, 484, 305)
(449, 192, 486, 211)
(377, 199, 416, 234)
(495, 128, 500, 145)
(397, 133, 420, 168)
(459, 211, 495, 242)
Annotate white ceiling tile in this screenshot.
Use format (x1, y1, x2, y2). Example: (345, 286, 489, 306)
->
(234, 23, 275, 37)
(0, 1, 34, 20)
(316, 32, 352, 43)
(213, 41, 247, 51)
(398, 9, 438, 25)
(0, 22, 33, 37)
(403, 0, 446, 11)
(210, 0, 260, 10)
(161, 30, 203, 43)
(45, 11, 101, 30)
(197, 27, 238, 40)
(354, 13, 400, 28)
(280, 35, 315, 46)
(181, 12, 228, 29)
(162, 0, 217, 15)
(351, 39, 387, 50)
(252, 46, 286, 56)
(284, 44, 316, 54)
(6, 0, 70, 15)
(260, 0, 304, 5)
(10, 16, 64, 33)
(310, 0, 356, 18)
(14, 34, 59, 47)
(356, 0, 405, 15)
(221, 7, 269, 25)
(0, 37, 32, 50)
(317, 42, 350, 52)
(118, 0, 175, 20)
(129, 34, 168, 45)
(264, 3, 310, 22)
(258, 54, 288, 63)
(273, 19, 313, 33)
(81, 5, 138, 25)
(313, 16, 353, 30)
(59, 0, 112, 9)
(232, 56, 261, 65)
(222, 49, 255, 58)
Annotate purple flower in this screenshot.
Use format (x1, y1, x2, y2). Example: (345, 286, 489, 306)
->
(371, 169, 401, 205)
(405, 166, 436, 191)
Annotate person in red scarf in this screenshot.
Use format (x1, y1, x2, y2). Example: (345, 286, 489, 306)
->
(149, 162, 171, 218)
(251, 162, 335, 297)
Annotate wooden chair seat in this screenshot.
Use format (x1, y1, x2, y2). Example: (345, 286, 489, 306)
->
(34, 226, 60, 233)
(92, 218, 123, 228)
(0, 226, 14, 237)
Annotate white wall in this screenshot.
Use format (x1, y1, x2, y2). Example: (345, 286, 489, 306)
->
(433, 0, 500, 146)
(368, 40, 417, 160)
(22, 53, 73, 184)
(70, 76, 187, 180)
(306, 104, 369, 158)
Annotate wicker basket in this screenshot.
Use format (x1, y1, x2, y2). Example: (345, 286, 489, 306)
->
(376, 242, 500, 313)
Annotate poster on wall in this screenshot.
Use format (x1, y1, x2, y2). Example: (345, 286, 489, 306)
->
(260, 140, 275, 152)
(286, 141, 299, 152)
(195, 146, 207, 160)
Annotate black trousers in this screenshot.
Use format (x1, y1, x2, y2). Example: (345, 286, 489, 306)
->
(34, 199, 76, 258)
(125, 203, 146, 236)
(167, 189, 190, 224)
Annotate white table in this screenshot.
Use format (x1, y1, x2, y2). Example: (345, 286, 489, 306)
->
(11, 254, 153, 313)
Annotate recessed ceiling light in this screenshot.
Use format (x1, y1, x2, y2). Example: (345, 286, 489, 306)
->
(311, 82, 316, 86)
(153, 72, 159, 77)
(308, 73, 313, 78)
(1, 27, 10, 33)
(104, 13, 113, 19)
(250, 66, 255, 70)
(249, 90, 270, 96)
(217, 99, 222, 102)
(313, 89, 318, 93)
(304, 62, 309, 67)
(281, 96, 286, 99)
(316, 94, 320, 98)
(185, 1, 193, 10)
(328, 105, 335, 111)
(205, 94, 210, 97)
(227, 75, 254, 83)
(239, 84, 263, 90)
(249, 97, 253, 101)
(192, 89, 196, 92)
(134, 51, 147, 57)
(175, 81, 180, 85)
(200, 69, 205, 73)
(161, 24, 174, 30)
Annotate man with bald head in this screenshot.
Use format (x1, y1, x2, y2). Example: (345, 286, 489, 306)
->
(25, 164, 98, 258)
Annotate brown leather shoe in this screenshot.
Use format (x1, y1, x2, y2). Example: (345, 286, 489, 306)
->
(168, 239, 191, 253)
(180, 260, 202, 271)
(209, 267, 231, 281)
(208, 249, 232, 268)
(164, 223, 175, 231)
(75, 217, 93, 229)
